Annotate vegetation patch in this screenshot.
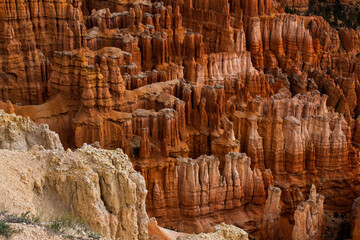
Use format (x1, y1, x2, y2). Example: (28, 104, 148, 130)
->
(88, 231, 102, 239)
(285, 0, 360, 30)
(0, 220, 14, 239)
(48, 220, 63, 233)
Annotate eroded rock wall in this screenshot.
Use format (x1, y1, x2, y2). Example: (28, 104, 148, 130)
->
(1, 0, 360, 239)
(0, 110, 148, 240)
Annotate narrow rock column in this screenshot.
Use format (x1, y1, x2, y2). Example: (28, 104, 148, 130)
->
(261, 186, 282, 240)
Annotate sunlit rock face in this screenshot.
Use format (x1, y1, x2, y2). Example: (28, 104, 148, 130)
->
(0, 110, 148, 240)
(1, 0, 360, 239)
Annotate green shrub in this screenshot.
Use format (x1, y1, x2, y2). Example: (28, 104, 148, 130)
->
(32, 212, 43, 224)
(284, 4, 297, 14)
(306, 0, 360, 30)
(48, 221, 63, 233)
(0, 220, 13, 239)
(20, 211, 30, 219)
(132, 146, 140, 159)
(88, 231, 101, 239)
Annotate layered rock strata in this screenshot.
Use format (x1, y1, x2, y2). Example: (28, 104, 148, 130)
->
(0, 0, 87, 105)
(261, 186, 282, 240)
(1, 0, 360, 238)
(292, 185, 325, 240)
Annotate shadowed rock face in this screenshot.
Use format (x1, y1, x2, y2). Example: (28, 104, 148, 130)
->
(276, 0, 358, 13)
(292, 185, 325, 240)
(2, 0, 360, 239)
(352, 197, 360, 239)
(261, 186, 282, 240)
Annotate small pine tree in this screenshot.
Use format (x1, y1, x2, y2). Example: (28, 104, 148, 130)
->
(285, 4, 290, 13)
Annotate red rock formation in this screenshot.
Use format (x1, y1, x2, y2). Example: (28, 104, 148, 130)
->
(173, 152, 267, 232)
(339, 28, 360, 53)
(352, 196, 360, 240)
(0, 0, 87, 105)
(292, 185, 325, 240)
(211, 118, 240, 167)
(261, 186, 282, 240)
(277, 0, 309, 13)
(2, 0, 360, 239)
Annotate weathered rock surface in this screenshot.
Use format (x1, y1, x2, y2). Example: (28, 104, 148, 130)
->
(148, 217, 190, 240)
(176, 223, 249, 240)
(2, 0, 360, 239)
(292, 185, 325, 240)
(0, 0, 87, 105)
(0, 110, 63, 150)
(261, 186, 282, 240)
(171, 153, 266, 231)
(352, 196, 360, 240)
(0, 110, 148, 240)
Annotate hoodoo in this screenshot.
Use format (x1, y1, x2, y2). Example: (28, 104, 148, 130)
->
(1, 0, 360, 239)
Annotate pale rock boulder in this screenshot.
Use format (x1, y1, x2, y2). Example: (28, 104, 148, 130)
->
(0, 110, 63, 150)
(176, 223, 248, 240)
(46, 144, 149, 240)
(0, 110, 148, 240)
